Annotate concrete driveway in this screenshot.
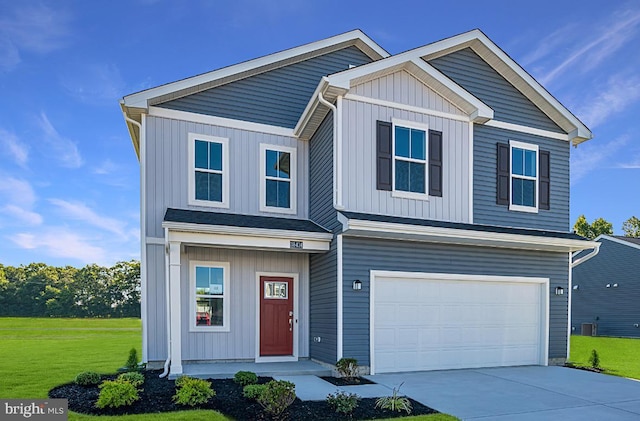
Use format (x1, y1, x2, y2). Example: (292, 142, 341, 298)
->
(369, 366, 640, 420)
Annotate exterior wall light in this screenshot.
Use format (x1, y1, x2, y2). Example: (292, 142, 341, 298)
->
(606, 284, 611, 288)
(613, 283, 618, 287)
(555, 286, 564, 295)
(352, 280, 362, 291)
(573, 285, 579, 290)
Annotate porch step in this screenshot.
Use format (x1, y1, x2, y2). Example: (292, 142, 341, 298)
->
(176, 360, 332, 379)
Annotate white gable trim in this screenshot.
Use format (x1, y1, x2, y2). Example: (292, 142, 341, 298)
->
(595, 235, 640, 251)
(343, 94, 470, 122)
(485, 120, 569, 141)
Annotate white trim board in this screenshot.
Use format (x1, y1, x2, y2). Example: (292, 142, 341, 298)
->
(344, 94, 470, 122)
(594, 234, 640, 251)
(336, 235, 343, 360)
(485, 120, 568, 141)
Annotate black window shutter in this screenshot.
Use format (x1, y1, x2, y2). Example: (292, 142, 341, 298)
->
(428, 130, 443, 197)
(376, 121, 392, 191)
(539, 150, 550, 210)
(496, 143, 510, 205)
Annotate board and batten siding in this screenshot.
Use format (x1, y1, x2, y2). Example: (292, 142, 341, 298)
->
(308, 112, 340, 364)
(428, 48, 564, 133)
(341, 237, 570, 366)
(572, 238, 640, 338)
(180, 247, 309, 361)
(341, 96, 471, 223)
(144, 115, 308, 238)
(473, 124, 570, 231)
(146, 244, 168, 362)
(157, 46, 374, 129)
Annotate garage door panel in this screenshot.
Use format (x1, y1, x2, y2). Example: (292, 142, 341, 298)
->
(373, 275, 545, 373)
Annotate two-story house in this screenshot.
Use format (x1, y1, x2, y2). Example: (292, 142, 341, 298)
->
(121, 29, 598, 377)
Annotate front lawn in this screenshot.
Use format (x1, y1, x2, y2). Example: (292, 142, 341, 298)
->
(570, 335, 640, 379)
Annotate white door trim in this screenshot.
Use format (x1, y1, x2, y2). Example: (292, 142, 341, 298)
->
(255, 272, 299, 363)
(369, 270, 549, 374)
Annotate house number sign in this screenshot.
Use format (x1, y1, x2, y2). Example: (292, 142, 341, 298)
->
(290, 241, 303, 249)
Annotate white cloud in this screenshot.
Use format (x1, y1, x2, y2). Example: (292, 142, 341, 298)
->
(571, 135, 629, 184)
(59, 63, 126, 105)
(0, 176, 42, 227)
(575, 74, 640, 128)
(11, 229, 107, 264)
(37, 112, 83, 168)
(0, 128, 29, 167)
(93, 159, 118, 175)
(2, 204, 43, 225)
(48, 199, 131, 240)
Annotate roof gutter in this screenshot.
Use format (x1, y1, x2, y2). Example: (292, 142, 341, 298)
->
(571, 242, 601, 268)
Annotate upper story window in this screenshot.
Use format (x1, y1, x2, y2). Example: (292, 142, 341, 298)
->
(191, 261, 230, 332)
(393, 119, 429, 199)
(509, 140, 538, 213)
(188, 133, 229, 208)
(260, 144, 297, 214)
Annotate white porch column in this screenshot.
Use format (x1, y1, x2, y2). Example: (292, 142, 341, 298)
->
(168, 240, 183, 375)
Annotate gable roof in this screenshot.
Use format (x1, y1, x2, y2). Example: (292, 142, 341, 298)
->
(121, 30, 389, 156)
(596, 235, 640, 251)
(296, 29, 592, 145)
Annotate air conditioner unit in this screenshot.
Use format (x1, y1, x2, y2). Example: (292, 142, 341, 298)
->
(581, 323, 597, 336)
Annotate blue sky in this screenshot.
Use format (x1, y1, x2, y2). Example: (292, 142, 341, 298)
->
(1, 0, 639, 266)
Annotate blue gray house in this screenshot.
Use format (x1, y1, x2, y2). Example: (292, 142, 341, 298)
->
(572, 235, 640, 338)
(121, 29, 598, 376)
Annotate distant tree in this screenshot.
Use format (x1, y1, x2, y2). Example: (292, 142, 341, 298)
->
(622, 216, 640, 237)
(573, 215, 613, 239)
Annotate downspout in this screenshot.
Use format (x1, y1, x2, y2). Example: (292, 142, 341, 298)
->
(317, 92, 343, 210)
(571, 243, 601, 267)
(159, 227, 171, 378)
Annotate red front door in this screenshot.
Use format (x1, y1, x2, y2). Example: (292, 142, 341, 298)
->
(260, 276, 294, 356)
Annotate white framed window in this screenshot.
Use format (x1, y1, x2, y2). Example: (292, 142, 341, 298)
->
(259, 144, 297, 214)
(391, 118, 429, 200)
(190, 261, 230, 332)
(188, 133, 229, 208)
(509, 140, 538, 213)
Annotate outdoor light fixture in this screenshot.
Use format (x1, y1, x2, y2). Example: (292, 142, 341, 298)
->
(606, 284, 611, 288)
(613, 283, 618, 287)
(352, 280, 362, 290)
(555, 286, 564, 295)
(573, 285, 579, 290)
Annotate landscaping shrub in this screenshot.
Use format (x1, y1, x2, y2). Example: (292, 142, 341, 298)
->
(375, 383, 412, 414)
(124, 348, 140, 371)
(243, 384, 267, 400)
(96, 379, 140, 409)
(589, 349, 601, 369)
(257, 380, 296, 416)
(234, 370, 258, 387)
(118, 372, 144, 388)
(172, 376, 215, 407)
(327, 390, 360, 415)
(335, 357, 359, 380)
(75, 371, 101, 387)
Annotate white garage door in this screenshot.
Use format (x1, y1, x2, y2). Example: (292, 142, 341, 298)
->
(372, 273, 547, 374)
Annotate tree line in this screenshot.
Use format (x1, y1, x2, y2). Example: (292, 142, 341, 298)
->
(574, 215, 640, 240)
(0, 260, 140, 318)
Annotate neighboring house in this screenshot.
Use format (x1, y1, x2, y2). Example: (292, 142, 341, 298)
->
(121, 29, 598, 376)
(572, 235, 640, 338)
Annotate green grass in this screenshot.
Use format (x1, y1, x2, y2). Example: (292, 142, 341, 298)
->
(569, 335, 640, 379)
(0, 317, 455, 421)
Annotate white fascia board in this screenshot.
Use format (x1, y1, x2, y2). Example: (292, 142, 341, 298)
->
(293, 77, 331, 136)
(340, 217, 599, 253)
(594, 234, 640, 251)
(122, 30, 388, 110)
(162, 221, 332, 252)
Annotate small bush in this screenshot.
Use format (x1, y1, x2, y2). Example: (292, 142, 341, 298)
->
(124, 348, 140, 371)
(589, 349, 601, 369)
(336, 357, 359, 380)
(173, 376, 215, 407)
(96, 379, 140, 409)
(243, 384, 267, 400)
(375, 383, 412, 414)
(327, 390, 360, 414)
(234, 371, 258, 387)
(75, 371, 101, 387)
(257, 380, 296, 416)
(118, 372, 145, 388)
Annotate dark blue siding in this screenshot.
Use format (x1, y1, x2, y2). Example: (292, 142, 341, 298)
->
(429, 48, 563, 133)
(473, 124, 570, 231)
(158, 47, 373, 128)
(342, 237, 570, 366)
(309, 113, 339, 364)
(572, 238, 640, 338)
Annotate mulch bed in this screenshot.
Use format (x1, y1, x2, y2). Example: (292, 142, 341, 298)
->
(319, 376, 376, 386)
(564, 362, 604, 373)
(49, 370, 438, 420)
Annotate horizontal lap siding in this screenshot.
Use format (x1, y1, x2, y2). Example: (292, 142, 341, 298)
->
(309, 113, 338, 364)
(145, 116, 308, 238)
(572, 239, 640, 338)
(342, 237, 569, 366)
(158, 46, 373, 128)
(428, 48, 563, 133)
(473, 124, 570, 231)
(342, 98, 470, 222)
(181, 247, 309, 360)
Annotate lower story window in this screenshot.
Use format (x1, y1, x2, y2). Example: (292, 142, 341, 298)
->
(192, 262, 230, 331)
